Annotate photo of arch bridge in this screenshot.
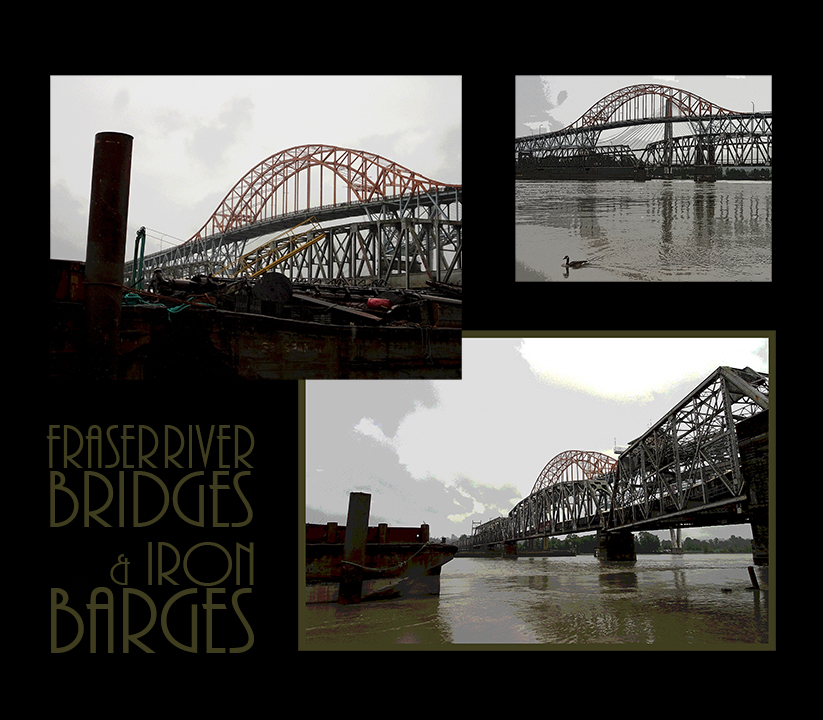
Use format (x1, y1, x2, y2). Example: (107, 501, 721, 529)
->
(458, 366, 769, 563)
(515, 83, 771, 181)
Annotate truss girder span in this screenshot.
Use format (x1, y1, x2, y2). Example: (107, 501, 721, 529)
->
(269, 217, 463, 286)
(642, 129, 772, 168)
(509, 475, 614, 541)
(127, 215, 462, 286)
(519, 145, 638, 168)
(609, 366, 768, 530)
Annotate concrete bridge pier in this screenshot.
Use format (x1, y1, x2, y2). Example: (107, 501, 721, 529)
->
(669, 527, 684, 554)
(502, 541, 518, 558)
(694, 165, 717, 182)
(597, 529, 636, 562)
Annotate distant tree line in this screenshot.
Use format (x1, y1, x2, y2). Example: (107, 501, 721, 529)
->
(677, 534, 753, 553)
(454, 531, 752, 554)
(718, 167, 771, 180)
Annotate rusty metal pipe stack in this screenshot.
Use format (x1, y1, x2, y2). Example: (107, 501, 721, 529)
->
(83, 132, 133, 380)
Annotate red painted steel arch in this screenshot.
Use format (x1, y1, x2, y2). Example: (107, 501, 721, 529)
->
(569, 84, 737, 130)
(531, 450, 617, 495)
(187, 144, 461, 243)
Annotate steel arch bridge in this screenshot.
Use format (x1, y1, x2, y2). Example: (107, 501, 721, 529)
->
(460, 366, 770, 550)
(531, 450, 617, 494)
(560, 83, 735, 132)
(515, 83, 771, 167)
(125, 144, 462, 286)
(188, 144, 461, 243)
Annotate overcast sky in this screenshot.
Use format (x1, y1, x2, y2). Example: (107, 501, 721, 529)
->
(515, 75, 772, 137)
(50, 75, 462, 262)
(306, 336, 768, 542)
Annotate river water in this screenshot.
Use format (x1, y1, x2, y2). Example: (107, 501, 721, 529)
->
(301, 554, 770, 647)
(515, 179, 772, 281)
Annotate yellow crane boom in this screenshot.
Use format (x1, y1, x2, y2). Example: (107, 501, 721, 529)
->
(215, 217, 326, 279)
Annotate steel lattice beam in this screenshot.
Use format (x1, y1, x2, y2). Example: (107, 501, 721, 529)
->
(641, 128, 772, 167)
(516, 113, 772, 156)
(608, 366, 768, 530)
(517, 145, 638, 168)
(127, 214, 462, 287)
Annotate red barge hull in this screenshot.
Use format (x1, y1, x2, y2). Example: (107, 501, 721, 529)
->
(306, 522, 457, 603)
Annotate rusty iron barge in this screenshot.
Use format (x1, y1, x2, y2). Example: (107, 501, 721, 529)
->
(306, 521, 458, 604)
(50, 260, 461, 380)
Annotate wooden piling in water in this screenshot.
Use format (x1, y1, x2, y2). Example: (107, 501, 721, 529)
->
(747, 566, 760, 590)
(337, 492, 371, 604)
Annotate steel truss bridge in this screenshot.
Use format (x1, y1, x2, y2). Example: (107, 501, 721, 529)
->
(515, 83, 771, 170)
(459, 366, 769, 550)
(124, 145, 462, 288)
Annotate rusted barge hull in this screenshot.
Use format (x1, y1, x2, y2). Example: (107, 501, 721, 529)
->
(306, 522, 457, 603)
(50, 260, 460, 380)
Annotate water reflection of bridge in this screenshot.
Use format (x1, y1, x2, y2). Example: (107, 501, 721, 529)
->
(458, 366, 769, 563)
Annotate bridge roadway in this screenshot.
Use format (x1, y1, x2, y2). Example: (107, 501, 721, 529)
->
(124, 187, 462, 282)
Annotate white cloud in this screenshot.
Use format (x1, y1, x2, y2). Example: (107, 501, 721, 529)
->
(447, 511, 476, 524)
(352, 417, 392, 445)
(517, 337, 767, 403)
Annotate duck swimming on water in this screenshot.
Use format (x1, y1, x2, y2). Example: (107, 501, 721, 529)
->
(562, 255, 589, 268)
